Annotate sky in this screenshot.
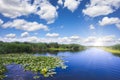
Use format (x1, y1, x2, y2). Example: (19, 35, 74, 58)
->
(0, 0, 120, 46)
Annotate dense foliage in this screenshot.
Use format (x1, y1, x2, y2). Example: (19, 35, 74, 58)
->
(0, 54, 66, 79)
(0, 41, 84, 54)
(109, 44, 120, 50)
(103, 44, 120, 54)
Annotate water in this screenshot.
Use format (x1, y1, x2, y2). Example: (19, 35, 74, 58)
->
(4, 48, 120, 80)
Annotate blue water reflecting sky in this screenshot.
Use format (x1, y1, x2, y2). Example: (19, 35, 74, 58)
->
(4, 48, 120, 80)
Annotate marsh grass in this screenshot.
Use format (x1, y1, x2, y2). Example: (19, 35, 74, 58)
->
(102, 48, 120, 54)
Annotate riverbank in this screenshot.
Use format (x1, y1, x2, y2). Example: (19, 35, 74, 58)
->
(0, 42, 84, 54)
(102, 48, 120, 55)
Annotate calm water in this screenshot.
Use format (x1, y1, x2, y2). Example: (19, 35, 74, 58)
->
(4, 48, 120, 80)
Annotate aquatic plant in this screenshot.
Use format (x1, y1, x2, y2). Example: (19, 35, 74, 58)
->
(0, 59, 7, 80)
(0, 54, 67, 79)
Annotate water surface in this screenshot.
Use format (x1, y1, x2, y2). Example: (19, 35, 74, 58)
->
(4, 48, 120, 80)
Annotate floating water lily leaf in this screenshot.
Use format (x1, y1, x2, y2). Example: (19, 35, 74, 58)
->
(0, 54, 67, 79)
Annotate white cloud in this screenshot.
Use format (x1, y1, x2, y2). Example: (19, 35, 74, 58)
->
(84, 36, 96, 42)
(58, 37, 72, 44)
(2, 19, 49, 31)
(64, 0, 81, 12)
(46, 33, 59, 38)
(89, 24, 95, 30)
(102, 35, 115, 42)
(5, 33, 16, 38)
(21, 32, 29, 37)
(58, 0, 63, 5)
(99, 17, 120, 29)
(0, 35, 79, 44)
(27, 36, 39, 42)
(83, 0, 120, 17)
(0, 34, 119, 46)
(84, 35, 115, 43)
(36, 1, 58, 24)
(70, 35, 80, 40)
(118, 39, 120, 42)
(0, 19, 3, 25)
(116, 23, 120, 29)
(83, 6, 113, 17)
(0, 0, 36, 18)
(42, 36, 81, 44)
(83, 35, 116, 46)
(0, 0, 58, 24)
(0, 36, 39, 43)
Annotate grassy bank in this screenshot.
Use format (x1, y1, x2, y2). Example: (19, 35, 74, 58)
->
(101, 44, 120, 55)
(103, 48, 120, 54)
(0, 54, 66, 79)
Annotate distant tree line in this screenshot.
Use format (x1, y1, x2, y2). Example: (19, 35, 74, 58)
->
(109, 44, 120, 50)
(0, 41, 85, 54)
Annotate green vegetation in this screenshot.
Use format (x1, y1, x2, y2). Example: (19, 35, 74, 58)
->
(0, 62, 6, 80)
(0, 54, 66, 79)
(103, 48, 120, 54)
(0, 41, 84, 54)
(103, 44, 120, 54)
(0, 41, 84, 79)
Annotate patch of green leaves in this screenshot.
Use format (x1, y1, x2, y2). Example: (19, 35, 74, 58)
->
(0, 54, 66, 79)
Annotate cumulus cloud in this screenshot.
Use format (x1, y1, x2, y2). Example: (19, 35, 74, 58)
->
(2, 19, 49, 31)
(84, 36, 96, 42)
(0, 34, 119, 46)
(27, 36, 39, 42)
(64, 0, 81, 12)
(0, 36, 39, 43)
(5, 33, 16, 38)
(0, 0, 58, 24)
(99, 17, 120, 29)
(89, 24, 95, 30)
(46, 33, 59, 38)
(0, 0, 36, 18)
(0, 34, 81, 44)
(70, 35, 80, 40)
(118, 39, 120, 42)
(84, 35, 115, 43)
(58, 37, 71, 43)
(83, 6, 113, 17)
(83, 35, 116, 46)
(102, 35, 115, 42)
(83, 0, 120, 17)
(0, 19, 3, 25)
(21, 32, 29, 37)
(36, 1, 58, 24)
(58, 0, 63, 5)
(116, 23, 120, 29)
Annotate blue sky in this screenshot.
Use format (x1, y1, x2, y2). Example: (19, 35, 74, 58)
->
(0, 0, 120, 46)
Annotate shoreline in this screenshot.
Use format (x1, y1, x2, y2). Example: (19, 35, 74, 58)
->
(103, 48, 120, 54)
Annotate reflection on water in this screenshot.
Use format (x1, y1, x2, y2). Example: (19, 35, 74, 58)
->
(4, 48, 120, 80)
(4, 64, 35, 80)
